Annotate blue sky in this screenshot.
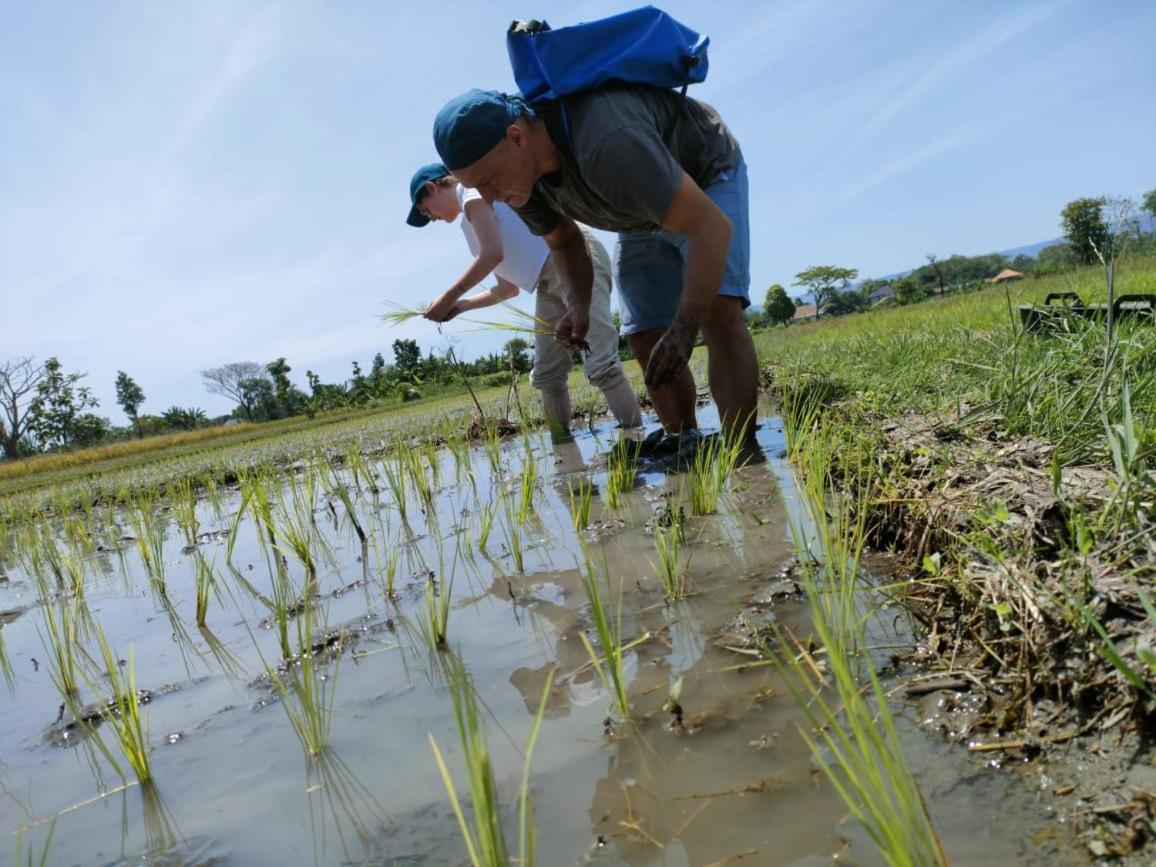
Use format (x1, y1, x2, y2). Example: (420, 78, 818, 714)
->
(2, 0, 1153, 420)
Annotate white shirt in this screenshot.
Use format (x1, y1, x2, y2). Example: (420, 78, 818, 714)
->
(457, 185, 550, 293)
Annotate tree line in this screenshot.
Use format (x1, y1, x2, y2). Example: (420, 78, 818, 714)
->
(0, 337, 533, 460)
(755, 190, 1156, 326)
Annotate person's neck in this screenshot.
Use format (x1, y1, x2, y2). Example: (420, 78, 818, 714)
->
(527, 118, 561, 177)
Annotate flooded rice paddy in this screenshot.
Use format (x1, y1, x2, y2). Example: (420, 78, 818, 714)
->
(1, 405, 1082, 865)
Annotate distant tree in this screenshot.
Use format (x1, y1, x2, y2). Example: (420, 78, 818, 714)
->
(201, 362, 267, 420)
(161, 406, 208, 431)
(28, 357, 99, 450)
(114, 371, 146, 437)
(824, 290, 869, 317)
(1033, 242, 1080, 275)
(370, 352, 387, 383)
(1061, 197, 1109, 265)
(265, 357, 303, 417)
(69, 413, 111, 448)
(504, 338, 532, 374)
(1143, 189, 1156, 222)
(925, 255, 948, 298)
(238, 377, 277, 422)
(393, 339, 422, 376)
(1009, 254, 1035, 274)
(763, 284, 796, 325)
(793, 266, 859, 316)
(893, 276, 926, 305)
(0, 356, 48, 459)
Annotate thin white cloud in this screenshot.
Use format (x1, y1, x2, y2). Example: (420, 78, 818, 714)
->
(170, 4, 285, 150)
(835, 127, 975, 207)
(859, 2, 1068, 140)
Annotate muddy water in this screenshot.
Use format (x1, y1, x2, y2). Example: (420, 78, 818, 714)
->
(0, 406, 1078, 866)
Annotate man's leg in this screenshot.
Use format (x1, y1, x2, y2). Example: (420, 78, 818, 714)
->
(582, 234, 643, 429)
(627, 328, 697, 433)
(531, 270, 575, 441)
(684, 153, 757, 442)
(701, 296, 758, 441)
(614, 232, 697, 434)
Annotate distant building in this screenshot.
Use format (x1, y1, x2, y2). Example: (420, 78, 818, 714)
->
(793, 304, 818, 321)
(987, 268, 1025, 284)
(868, 284, 896, 305)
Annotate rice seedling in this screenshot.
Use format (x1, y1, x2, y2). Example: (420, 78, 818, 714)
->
(568, 475, 593, 531)
(687, 432, 746, 516)
(322, 457, 368, 546)
(404, 448, 434, 509)
(470, 497, 496, 560)
(499, 489, 525, 574)
(380, 448, 409, 519)
(578, 551, 632, 722)
(428, 652, 552, 867)
(602, 441, 639, 509)
(777, 413, 946, 867)
(169, 477, 199, 548)
(38, 595, 84, 697)
(126, 494, 167, 596)
(517, 452, 538, 525)
(192, 553, 219, 628)
(418, 544, 459, 651)
(649, 496, 688, 602)
(1, 627, 15, 695)
(82, 630, 152, 783)
(482, 422, 504, 475)
(266, 604, 340, 757)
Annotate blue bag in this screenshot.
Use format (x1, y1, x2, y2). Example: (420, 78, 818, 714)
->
(507, 6, 709, 105)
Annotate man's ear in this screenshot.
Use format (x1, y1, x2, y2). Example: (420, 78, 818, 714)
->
(424, 180, 439, 196)
(507, 122, 525, 147)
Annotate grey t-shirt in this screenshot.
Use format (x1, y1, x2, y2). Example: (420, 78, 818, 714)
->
(514, 84, 740, 236)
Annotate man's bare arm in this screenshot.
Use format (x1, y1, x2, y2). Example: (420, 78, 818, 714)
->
(543, 215, 593, 346)
(644, 172, 732, 388)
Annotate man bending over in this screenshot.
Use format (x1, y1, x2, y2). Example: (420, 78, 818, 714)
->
(431, 84, 758, 443)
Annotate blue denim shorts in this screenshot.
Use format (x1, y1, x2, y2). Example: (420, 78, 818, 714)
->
(613, 152, 750, 335)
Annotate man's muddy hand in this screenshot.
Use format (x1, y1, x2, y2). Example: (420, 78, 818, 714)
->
(644, 319, 697, 388)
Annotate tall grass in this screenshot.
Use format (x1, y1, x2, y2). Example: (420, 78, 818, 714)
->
(428, 652, 551, 867)
(779, 405, 946, 867)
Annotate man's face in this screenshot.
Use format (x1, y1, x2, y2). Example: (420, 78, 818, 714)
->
(453, 125, 539, 208)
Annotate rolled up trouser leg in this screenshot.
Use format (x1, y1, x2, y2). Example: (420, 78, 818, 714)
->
(581, 234, 642, 427)
(530, 262, 574, 435)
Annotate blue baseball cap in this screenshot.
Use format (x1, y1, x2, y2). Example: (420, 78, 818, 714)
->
(433, 89, 534, 171)
(406, 162, 450, 228)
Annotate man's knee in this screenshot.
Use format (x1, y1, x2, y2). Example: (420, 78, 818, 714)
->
(702, 296, 750, 340)
(531, 368, 570, 395)
(584, 355, 627, 390)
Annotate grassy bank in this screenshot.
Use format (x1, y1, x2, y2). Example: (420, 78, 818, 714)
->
(758, 256, 1156, 859)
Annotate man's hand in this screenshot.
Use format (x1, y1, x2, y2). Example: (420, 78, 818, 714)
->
(645, 318, 698, 388)
(424, 289, 463, 323)
(554, 304, 591, 351)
